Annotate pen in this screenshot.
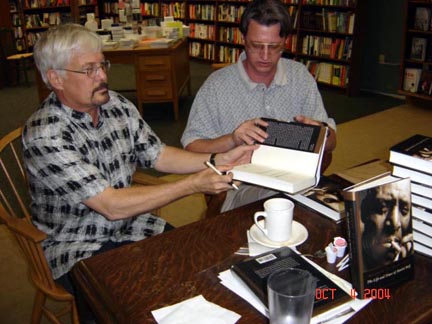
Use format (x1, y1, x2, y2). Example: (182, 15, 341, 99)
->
(204, 161, 239, 190)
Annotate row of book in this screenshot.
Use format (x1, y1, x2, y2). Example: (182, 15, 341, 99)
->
(161, 2, 186, 20)
(25, 12, 65, 29)
(140, 3, 160, 17)
(188, 4, 216, 21)
(403, 65, 432, 97)
(217, 4, 246, 23)
(300, 35, 352, 60)
(389, 134, 432, 258)
(305, 61, 349, 87)
(218, 45, 241, 63)
(189, 41, 215, 60)
(301, 10, 355, 34)
(302, 0, 356, 5)
(103, 2, 119, 15)
(410, 37, 432, 62)
(188, 23, 216, 40)
(218, 26, 243, 45)
(413, 6, 432, 32)
(24, 0, 71, 8)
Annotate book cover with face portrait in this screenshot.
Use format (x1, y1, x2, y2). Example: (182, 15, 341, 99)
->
(343, 173, 414, 299)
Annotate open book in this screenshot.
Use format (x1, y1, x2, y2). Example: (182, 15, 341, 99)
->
(231, 118, 328, 194)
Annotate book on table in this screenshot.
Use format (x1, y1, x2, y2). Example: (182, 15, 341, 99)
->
(392, 164, 432, 187)
(389, 134, 432, 174)
(230, 247, 351, 316)
(286, 175, 350, 223)
(342, 173, 414, 299)
(231, 118, 328, 194)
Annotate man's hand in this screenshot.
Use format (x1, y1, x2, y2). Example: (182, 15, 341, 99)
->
(231, 118, 269, 146)
(216, 143, 259, 166)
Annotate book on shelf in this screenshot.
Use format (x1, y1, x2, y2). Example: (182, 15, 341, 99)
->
(231, 118, 327, 194)
(389, 134, 432, 174)
(410, 37, 427, 61)
(230, 247, 351, 316)
(392, 164, 432, 187)
(286, 175, 350, 222)
(343, 173, 414, 299)
(403, 68, 422, 92)
(414, 6, 431, 31)
(418, 65, 432, 96)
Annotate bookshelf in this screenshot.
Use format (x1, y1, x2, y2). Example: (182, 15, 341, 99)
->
(178, 0, 365, 95)
(4, 0, 99, 51)
(399, 0, 432, 102)
(97, 0, 365, 95)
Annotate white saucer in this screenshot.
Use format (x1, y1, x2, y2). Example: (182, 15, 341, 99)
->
(250, 220, 308, 248)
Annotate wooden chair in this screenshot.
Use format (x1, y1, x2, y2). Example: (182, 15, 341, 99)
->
(211, 62, 232, 71)
(0, 28, 33, 87)
(0, 127, 79, 324)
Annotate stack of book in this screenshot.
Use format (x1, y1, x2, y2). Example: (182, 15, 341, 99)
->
(389, 134, 432, 257)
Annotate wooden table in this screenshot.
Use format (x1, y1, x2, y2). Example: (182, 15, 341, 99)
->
(35, 38, 191, 121)
(72, 197, 432, 324)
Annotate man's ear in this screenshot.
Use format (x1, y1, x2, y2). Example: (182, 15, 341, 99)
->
(46, 69, 64, 91)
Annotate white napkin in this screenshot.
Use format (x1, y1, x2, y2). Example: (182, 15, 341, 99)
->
(151, 295, 241, 324)
(247, 230, 274, 256)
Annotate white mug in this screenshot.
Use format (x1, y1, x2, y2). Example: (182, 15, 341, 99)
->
(254, 198, 294, 242)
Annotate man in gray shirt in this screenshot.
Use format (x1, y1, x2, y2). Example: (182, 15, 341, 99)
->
(182, 0, 336, 211)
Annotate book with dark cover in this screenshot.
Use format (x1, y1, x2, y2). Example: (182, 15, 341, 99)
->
(287, 175, 351, 222)
(231, 118, 327, 194)
(230, 247, 351, 316)
(389, 134, 432, 175)
(410, 37, 427, 61)
(343, 174, 414, 299)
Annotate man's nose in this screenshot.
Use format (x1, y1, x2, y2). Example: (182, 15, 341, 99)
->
(386, 205, 401, 230)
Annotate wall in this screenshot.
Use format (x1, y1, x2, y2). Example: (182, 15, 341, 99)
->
(361, 0, 405, 96)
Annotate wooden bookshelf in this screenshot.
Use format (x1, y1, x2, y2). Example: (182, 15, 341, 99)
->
(4, 0, 99, 51)
(399, 0, 432, 102)
(110, 0, 364, 95)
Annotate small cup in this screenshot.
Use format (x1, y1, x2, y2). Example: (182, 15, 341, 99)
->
(267, 268, 316, 324)
(334, 237, 347, 257)
(325, 245, 337, 264)
(254, 198, 294, 242)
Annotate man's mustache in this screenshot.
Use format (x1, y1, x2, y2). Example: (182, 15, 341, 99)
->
(93, 82, 109, 93)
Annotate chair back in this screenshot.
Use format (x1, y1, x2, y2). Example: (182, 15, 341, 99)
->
(0, 127, 78, 323)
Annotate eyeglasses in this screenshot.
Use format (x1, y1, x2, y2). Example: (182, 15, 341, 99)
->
(57, 60, 111, 78)
(245, 41, 285, 55)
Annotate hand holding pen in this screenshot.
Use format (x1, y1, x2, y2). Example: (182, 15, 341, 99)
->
(205, 161, 239, 190)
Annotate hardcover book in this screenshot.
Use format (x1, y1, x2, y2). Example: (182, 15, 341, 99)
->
(414, 7, 431, 31)
(392, 164, 432, 187)
(231, 118, 327, 194)
(230, 247, 351, 316)
(286, 175, 350, 222)
(403, 68, 422, 92)
(343, 174, 414, 299)
(410, 37, 427, 61)
(389, 134, 432, 174)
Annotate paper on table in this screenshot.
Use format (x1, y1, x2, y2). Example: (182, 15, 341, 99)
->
(151, 295, 241, 324)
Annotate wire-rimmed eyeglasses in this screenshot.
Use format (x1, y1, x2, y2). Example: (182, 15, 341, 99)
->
(57, 60, 111, 78)
(245, 41, 285, 55)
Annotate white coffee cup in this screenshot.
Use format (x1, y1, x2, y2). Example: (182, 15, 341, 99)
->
(254, 198, 294, 242)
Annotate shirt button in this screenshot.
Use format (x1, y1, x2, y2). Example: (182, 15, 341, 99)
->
(266, 105, 270, 110)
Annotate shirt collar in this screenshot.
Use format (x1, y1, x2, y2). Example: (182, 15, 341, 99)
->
(236, 51, 288, 90)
